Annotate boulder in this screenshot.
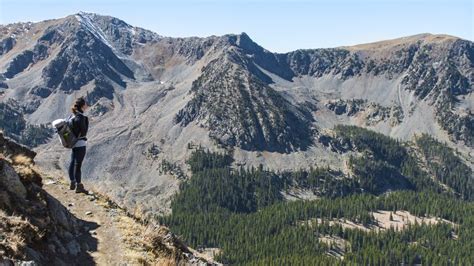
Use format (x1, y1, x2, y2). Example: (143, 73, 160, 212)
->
(46, 194, 78, 232)
(0, 160, 27, 199)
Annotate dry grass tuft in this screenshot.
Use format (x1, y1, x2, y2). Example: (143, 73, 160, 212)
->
(116, 215, 164, 265)
(123, 249, 151, 265)
(115, 214, 195, 265)
(11, 155, 33, 166)
(0, 210, 41, 259)
(143, 225, 190, 263)
(2, 154, 42, 186)
(13, 164, 42, 186)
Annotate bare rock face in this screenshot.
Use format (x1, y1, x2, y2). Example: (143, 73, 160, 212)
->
(285, 48, 364, 79)
(175, 49, 314, 153)
(326, 99, 404, 126)
(0, 133, 84, 264)
(0, 160, 27, 199)
(0, 37, 15, 56)
(74, 12, 159, 55)
(3, 25, 64, 79)
(41, 25, 135, 93)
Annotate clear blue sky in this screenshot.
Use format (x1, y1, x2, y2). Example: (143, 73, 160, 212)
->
(0, 0, 472, 52)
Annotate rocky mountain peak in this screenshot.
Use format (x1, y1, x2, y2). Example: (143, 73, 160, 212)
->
(75, 11, 127, 25)
(232, 32, 262, 53)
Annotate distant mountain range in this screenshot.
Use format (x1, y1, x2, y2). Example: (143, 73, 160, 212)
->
(0, 12, 472, 216)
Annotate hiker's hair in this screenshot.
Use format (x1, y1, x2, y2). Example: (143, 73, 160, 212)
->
(71, 97, 87, 114)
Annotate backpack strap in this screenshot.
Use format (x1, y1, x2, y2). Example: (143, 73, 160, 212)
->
(67, 113, 82, 139)
(75, 113, 88, 140)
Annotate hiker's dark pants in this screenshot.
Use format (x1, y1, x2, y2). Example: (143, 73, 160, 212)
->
(68, 146, 86, 183)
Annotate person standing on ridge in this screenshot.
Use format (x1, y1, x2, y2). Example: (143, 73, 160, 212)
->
(68, 97, 89, 194)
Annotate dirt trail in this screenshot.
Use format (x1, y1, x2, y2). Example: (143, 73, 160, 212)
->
(42, 175, 131, 265)
(40, 173, 217, 266)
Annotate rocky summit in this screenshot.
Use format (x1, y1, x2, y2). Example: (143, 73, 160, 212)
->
(0, 12, 472, 219)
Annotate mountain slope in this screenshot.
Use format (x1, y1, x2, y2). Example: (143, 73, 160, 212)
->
(284, 34, 473, 146)
(175, 43, 314, 152)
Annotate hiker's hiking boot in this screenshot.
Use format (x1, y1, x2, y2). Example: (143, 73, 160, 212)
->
(75, 183, 87, 194)
(69, 182, 76, 190)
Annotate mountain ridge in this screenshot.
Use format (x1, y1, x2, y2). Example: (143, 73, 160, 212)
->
(1, 13, 466, 52)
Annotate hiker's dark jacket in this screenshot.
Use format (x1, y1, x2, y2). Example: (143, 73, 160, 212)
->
(71, 112, 89, 140)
